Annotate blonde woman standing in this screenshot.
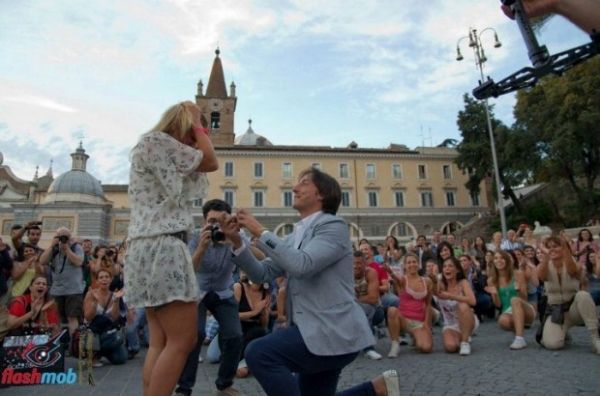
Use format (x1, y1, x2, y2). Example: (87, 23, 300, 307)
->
(125, 101, 218, 396)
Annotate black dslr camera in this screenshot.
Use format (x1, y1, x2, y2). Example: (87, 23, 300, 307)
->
(208, 224, 225, 243)
(58, 235, 69, 244)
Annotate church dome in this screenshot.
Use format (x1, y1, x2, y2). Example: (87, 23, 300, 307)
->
(44, 143, 107, 204)
(234, 119, 272, 146)
(47, 170, 104, 197)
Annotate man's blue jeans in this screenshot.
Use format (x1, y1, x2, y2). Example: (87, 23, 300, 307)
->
(125, 308, 147, 353)
(177, 292, 243, 392)
(245, 325, 377, 396)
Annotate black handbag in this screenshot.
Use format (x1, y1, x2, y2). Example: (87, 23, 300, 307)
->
(88, 293, 116, 334)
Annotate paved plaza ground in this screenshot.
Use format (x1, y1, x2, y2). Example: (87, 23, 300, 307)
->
(4, 320, 600, 395)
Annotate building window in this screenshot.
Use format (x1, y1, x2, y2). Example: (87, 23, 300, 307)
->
(253, 190, 265, 207)
(445, 191, 456, 207)
(254, 162, 263, 178)
(224, 190, 234, 207)
(282, 162, 293, 179)
(367, 190, 378, 207)
(394, 191, 405, 207)
(366, 164, 376, 179)
(210, 112, 220, 129)
(392, 222, 409, 237)
(418, 165, 427, 179)
(193, 198, 203, 207)
(420, 191, 433, 207)
(224, 161, 234, 177)
(443, 165, 452, 180)
(339, 163, 349, 179)
(341, 190, 351, 207)
(392, 164, 402, 179)
(471, 192, 480, 206)
(283, 190, 293, 207)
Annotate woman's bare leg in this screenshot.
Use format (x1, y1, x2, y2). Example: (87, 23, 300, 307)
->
(143, 307, 165, 395)
(145, 301, 198, 396)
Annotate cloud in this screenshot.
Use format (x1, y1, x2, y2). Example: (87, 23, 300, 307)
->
(2, 95, 77, 113)
(0, 0, 587, 185)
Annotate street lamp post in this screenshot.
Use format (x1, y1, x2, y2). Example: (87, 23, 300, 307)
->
(456, 27, 507, 237)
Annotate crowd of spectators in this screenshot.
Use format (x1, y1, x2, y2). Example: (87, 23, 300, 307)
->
(351, 225, 600, 358)
(1, 219, 599, 391)
(0, 222, 128, 372)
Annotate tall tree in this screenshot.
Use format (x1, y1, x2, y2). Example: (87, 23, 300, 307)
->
(454, 94, 530, 214)
(513, 57, 600, 222)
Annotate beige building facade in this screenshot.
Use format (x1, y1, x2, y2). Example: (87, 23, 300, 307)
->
(0, 49, 491, 247)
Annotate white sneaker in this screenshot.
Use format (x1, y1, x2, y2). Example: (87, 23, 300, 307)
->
(388, 342, 400, 358)
(382, 369, 400, 396)
(459, 342, 471, 356)
(510, 337, 527, 350)
(594, 339, 600, 355)
(198, 355, 204, 363)
(399, 335, 410, 345)
(365, 349, 383, 360)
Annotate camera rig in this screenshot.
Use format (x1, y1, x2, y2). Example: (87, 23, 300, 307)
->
(473, 0, 599, 99)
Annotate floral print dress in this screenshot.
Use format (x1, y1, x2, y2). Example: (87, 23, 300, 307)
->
(124, 131, 208, 308)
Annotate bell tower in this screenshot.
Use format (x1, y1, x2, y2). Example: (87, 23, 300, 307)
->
(196, 48, 236, 146)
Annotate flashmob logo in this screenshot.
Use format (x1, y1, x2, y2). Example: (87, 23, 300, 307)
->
(1, 367, 78, 385)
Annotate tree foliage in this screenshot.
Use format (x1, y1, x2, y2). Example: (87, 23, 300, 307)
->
(513, 57, 600, 222)
(454, 94, 531, 214)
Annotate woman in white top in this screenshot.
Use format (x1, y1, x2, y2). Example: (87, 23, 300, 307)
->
(538, 236, 600, 354)
(125, 101, 218, 396)
(436, 256, 477, 356)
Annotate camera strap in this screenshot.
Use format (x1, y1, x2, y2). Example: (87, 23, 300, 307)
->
(51, 253, 67, 274)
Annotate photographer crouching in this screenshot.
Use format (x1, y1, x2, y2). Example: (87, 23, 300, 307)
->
(39, 227, 84, 345)
(175, 199, 244, 396)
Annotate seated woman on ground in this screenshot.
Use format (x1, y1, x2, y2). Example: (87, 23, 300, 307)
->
(485, 250, 536, 350)
(384, 253, 433, 357)
(584, 249, 600, 305)
(436, 241, 455, 272)
(10, 243, 44, 298)
(459, 254, 494, 321)
(233, 271, 271, 378)
(436, 256, 477, 356)
(571, 228, 598, 265)
(7, 275, 60, 336)
(473, 236, 488, 265)
(513, 248, 540, 312)
(538, 236, 600, 353)
(83, 268, 127, 366)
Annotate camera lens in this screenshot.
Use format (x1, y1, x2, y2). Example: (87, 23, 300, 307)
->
(210, 225, 226, 243)
(58, 235, 69, 243)
(106, 250, 114, 257)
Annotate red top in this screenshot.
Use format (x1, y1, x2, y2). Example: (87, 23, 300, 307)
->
(398, 277, 428, 322)
(368, 261, 389, 283)
(8, 294, 60, 328)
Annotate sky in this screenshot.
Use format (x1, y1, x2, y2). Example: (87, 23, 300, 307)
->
(0, 0, 590, 184)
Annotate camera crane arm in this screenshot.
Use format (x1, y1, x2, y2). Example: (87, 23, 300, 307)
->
(473, 0, 599, 99)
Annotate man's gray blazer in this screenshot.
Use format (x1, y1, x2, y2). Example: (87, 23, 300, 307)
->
(233, 212, 374, 356)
